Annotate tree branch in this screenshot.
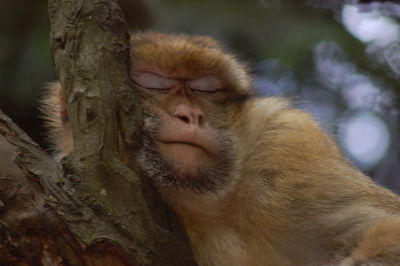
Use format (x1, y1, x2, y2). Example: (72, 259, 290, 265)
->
(0, 0, 196, 265)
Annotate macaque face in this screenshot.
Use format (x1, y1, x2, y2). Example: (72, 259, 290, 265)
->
(133, 71, 236, 193)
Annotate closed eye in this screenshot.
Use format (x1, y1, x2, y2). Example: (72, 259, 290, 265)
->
(189, 76, 225, 93)
(191, 88, 225, 94)
(132, 71, 177, 91)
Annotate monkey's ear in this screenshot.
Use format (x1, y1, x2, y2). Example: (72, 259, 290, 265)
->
(41, 82, 73, 159)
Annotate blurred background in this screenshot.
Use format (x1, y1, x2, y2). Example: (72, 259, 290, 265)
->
(1, 0, 399, 192)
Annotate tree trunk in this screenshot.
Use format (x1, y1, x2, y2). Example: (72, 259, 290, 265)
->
(0, 0, 196, 265)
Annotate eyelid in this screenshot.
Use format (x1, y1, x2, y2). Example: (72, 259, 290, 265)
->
(189, 76, 225, 92)
(132, 71, 177, 90)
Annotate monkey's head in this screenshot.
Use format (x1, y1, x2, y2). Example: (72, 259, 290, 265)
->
(130, 32, 251, 194)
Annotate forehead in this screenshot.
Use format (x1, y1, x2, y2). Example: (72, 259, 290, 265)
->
(130, 33, 227, 78)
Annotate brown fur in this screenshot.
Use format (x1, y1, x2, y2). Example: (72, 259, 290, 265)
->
(43, 32, 400, 266)
(41, 82, 73, 160)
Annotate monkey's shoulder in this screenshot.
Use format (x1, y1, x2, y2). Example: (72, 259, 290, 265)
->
(234, 96, 346, 177)
(237, 97, 326, 141)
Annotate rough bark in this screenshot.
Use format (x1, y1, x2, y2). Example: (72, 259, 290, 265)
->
(0, 0, 196, 265)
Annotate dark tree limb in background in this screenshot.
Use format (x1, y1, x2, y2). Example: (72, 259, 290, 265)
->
(0, 0, 196, 265)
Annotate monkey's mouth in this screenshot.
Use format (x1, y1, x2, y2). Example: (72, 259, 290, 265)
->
(156, 140, 212, 170)
(158, 140, 208, 154)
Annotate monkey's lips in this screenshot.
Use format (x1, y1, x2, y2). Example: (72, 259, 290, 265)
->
(156, 129, 217, 153)
(156, 136, 216, 170)
(158, 140, 208, 153)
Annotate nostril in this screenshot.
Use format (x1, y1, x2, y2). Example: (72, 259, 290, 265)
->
(178, 115, 190, 124)
(197, 113, 204, 126)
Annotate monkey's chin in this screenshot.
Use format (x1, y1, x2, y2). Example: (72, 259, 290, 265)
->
(157, 142, 210, 174)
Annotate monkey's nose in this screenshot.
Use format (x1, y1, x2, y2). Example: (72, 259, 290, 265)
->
(174, 104, 204, 126)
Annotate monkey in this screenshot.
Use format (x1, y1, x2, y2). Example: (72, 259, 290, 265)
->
(42, 32, 400, 266)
